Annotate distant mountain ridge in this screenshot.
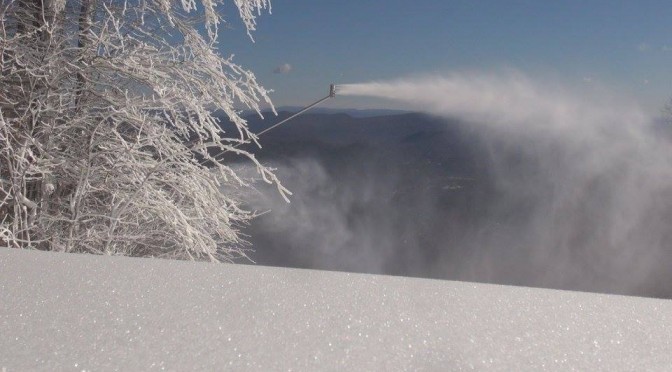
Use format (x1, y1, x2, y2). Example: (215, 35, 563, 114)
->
(217, 110, 483, 175)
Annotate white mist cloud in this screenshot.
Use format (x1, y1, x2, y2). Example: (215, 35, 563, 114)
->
(230, 158, 403, 274)
(332, 72, 672, 294)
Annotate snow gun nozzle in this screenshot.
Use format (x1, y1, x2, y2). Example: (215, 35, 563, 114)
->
(329, 84, 337, 98)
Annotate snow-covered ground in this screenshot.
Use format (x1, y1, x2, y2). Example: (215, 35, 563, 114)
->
(1, 248, 671, 371)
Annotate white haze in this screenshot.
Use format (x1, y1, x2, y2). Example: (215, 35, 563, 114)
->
(239, 72, 672, 297)
(335, 72, 672, 294)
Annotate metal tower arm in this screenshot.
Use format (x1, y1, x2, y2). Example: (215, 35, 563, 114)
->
(256, 85, 336, 137)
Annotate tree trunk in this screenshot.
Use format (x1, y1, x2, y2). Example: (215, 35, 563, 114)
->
(75, 0, 94, 106)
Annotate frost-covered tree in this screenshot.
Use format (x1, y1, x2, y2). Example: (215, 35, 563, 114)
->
(0, 0, 289, 261)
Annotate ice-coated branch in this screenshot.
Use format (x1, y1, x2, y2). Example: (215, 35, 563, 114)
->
(0, 0, 285, 261)
(233, 0, 271, 41)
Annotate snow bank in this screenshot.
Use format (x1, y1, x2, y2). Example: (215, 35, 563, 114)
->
(1, 248, 671, 370)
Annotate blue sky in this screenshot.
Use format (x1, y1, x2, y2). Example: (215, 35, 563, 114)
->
(220, 0, 672, 113)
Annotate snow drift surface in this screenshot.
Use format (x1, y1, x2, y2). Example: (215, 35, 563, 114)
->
(1, 248, 671, 371)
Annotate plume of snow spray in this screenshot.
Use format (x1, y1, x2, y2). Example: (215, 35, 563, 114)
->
(338, 73, 648, 134)
(333, 72, 672, 295)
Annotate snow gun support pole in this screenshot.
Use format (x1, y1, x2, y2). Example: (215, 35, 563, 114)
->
(212, 84, 336, 160)
(255, 84, 337, 137)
